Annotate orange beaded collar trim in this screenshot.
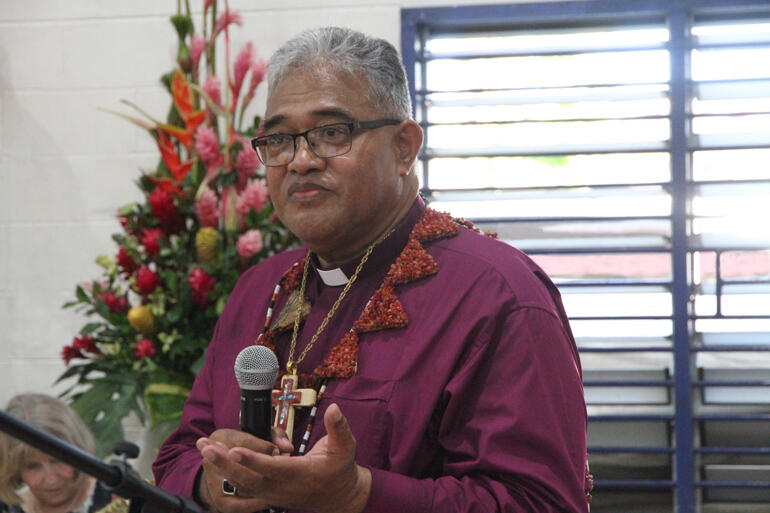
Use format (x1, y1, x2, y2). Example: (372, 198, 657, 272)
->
(256, 208, 496, 386)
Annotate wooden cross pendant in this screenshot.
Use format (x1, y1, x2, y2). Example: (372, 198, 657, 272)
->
(271, 374, 317, 447)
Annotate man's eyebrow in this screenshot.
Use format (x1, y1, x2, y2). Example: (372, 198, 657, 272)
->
(262, 108, 355, 133)
(262, 115, 286, 133)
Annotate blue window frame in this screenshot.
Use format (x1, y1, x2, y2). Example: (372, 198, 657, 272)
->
(402, 1, 770, 511)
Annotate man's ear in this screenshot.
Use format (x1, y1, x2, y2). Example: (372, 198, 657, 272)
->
(393, 120, 423, 176)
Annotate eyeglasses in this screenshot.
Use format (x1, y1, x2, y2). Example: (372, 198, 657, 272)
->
(251, 119, 401, 167)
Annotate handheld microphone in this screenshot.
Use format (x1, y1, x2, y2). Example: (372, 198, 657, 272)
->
(234, 345, 280, 440)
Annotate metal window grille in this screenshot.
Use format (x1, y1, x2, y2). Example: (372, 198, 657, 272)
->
(402, 1, 770, 512)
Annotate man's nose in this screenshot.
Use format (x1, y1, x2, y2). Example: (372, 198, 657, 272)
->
(289, 136, 325, 174)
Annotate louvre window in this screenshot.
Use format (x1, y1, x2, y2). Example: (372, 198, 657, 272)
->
(402, 2, 770, 511)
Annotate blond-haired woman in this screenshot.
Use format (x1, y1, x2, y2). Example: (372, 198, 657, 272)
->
(0, 394, 113, 513)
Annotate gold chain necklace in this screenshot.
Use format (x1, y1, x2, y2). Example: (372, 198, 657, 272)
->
(285, 229, 394, 375)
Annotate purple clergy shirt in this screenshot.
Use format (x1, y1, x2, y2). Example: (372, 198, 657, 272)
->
(153, 197, 588, 512)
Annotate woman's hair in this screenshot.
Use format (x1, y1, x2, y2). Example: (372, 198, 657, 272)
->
(0, 394, 95, 505)
(267, 26, 412, 120)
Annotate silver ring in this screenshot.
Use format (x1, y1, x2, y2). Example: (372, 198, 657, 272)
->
(222, 479, 237, 496)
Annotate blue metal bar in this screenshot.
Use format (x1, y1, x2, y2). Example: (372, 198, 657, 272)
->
(696, 481, 770, 488)
(694, 413, 770, 421)
(668, 6, 695, 511)
(696, 447, 770, 454)
(692, 380, 770, 386)
(593, 479, 675, 489)
(692, 345, 770, 352)
(589, 414, 674, 421)
(589, 446, 675, 453)
(579, 346, 673, 352)
(583, 380, 674, 386)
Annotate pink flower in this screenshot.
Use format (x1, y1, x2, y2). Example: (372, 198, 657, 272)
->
(135, 266, 160, 296)
(188, 267, 216, 308)
(236, 229, 263, 260)
(213, 10, 243, 38)
(141, 228, 165, 258)
(61, 345, 83, 365)
(232, 42, 255, 101)
(134, 338, 157, 359)
(195, 187, 220, 227)
(246, 58, 266, 99)
(235, 147, 259, 188)
(202, 75, 223, 110)
(190, 34, 206, 72)
(235, 179, 269, 216)
(195, 125, 221, 167)
(204, 0, 213, 13)
(99, 292, 129, 314)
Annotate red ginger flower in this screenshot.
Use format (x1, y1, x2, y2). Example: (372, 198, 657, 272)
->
(247, 58, 266, 98)
(140, 228, 165, 258)
(195, 125, 221, 168)
(134, 338, 157, 359)
(148, 187, 183, 231)
(235, 147, 260, 189)
(61, 345, 83, 365)
(195, 187, 220, 228)
(232, 42, 255, 102)
(235, 179, 269, 216)
(116, 247, 137, 276)
(236, 229, 263, 259)
(99, 291, 128, 314)
(213, 9, 243, 38)
(190, 34, 206, 73)
(73, 334, 100, 354)
(202, 75, 223, 110)
(135, 266, 160, 295)
(188, 267, 216, 307)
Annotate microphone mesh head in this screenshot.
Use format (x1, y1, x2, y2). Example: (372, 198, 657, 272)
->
(234, 346, 279, 390)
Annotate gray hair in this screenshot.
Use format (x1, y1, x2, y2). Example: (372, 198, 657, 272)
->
(0, 394, 95, 505)
(267, 27, 412, 120)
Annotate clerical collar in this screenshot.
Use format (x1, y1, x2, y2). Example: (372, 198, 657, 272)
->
(316, 266, 349, 286)
(309, 196, 425, 285)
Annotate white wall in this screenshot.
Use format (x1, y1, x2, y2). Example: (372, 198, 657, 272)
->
(0, 0, 567, 409)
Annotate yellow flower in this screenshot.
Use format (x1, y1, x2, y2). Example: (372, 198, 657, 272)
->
(127, 305, 155, 334)
(196, 227, 219, 263)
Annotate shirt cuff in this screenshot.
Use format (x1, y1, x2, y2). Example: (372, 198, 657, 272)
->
(362, 467, 432, 513)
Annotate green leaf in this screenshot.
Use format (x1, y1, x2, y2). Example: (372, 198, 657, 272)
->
(70, 379, 142, 457)
(144, 382, 190, 428)
(80, 323, 102, 335)
(76, 286, 90, 303)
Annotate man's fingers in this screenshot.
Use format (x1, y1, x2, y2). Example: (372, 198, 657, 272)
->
(228, 448, 303, 482)
(209, 428, 277, 453)
(270, 426, 294, 454)
(217, 495, 270, 513)
(323, 403, 356, 455)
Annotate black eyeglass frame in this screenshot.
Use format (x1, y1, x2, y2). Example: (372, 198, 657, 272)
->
(250, 119, 402, 167)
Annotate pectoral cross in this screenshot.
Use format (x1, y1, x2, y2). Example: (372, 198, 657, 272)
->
(271, 374, 317, 448)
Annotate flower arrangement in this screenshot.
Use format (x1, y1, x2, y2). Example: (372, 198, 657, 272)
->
(57, 0, 296, 457)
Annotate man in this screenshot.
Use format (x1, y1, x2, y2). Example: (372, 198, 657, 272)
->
(153, 27, 588, 513)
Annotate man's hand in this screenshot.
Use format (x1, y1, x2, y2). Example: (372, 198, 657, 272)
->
(216, 403, 371, 513)
(195, 428, 293, 513)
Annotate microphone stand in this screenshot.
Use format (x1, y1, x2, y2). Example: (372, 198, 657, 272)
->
(0, 409, 204, 513)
